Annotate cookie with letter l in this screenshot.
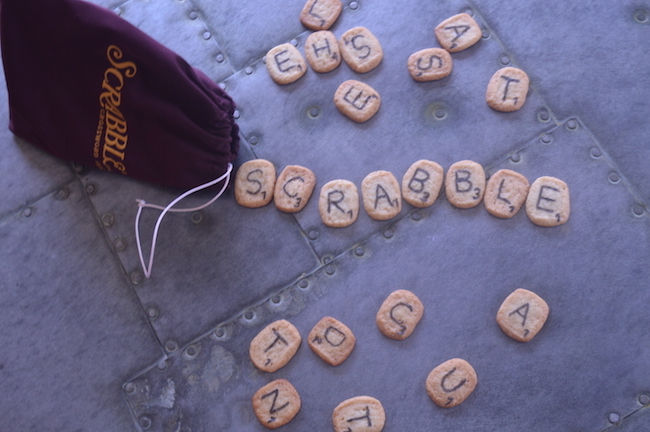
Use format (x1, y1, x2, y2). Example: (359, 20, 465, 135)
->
(376, 289, 424, 340)
(484, 169, 530, 218)
(249, 319, 301, 373)
(497, 288, 549, 342)
(308, 316, 356, 366)
(486, 67, 530, 112)
(300, 0, 343, 31)
(332, 396, 386, 432)
(252, 379, 301, 429)
(525, 176, 570, 226)
(426, 358, 477, 408)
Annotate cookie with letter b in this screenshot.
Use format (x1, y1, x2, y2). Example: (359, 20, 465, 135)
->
(525, 176, 570, 227)
(252, 379, 301, 429)
(426, 358, 477, 408)
(445, 160, 485, 209)
(496, 288, 549, 342)
(401, 159, 444, 208)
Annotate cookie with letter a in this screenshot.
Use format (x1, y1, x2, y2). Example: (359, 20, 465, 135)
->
(496, 288, 549, 342)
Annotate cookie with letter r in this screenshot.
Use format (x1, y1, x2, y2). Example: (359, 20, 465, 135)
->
(266, 43, 306, 85)
(362, 170, 402, 220)
(402, 159, 444, 208)
(300, 0, 342, 31)
(445, 160, 486, 209)
(407, 48, 453, 82)
(319, 179, 360, 227)
(305, 30, 342, 73)
(496, 288, 549, 342)
(484, 169, 530, 218)
(274, 165, 316, 213)
(525, 176, 570, 227)
(235, 159, 276, 208)
(426, 358, 477, 408)
(334, 80, 381, 123)
(252, 379, 301, 429)
(308, 316, 356, 366)
(339, 27, 384, 73)
(486, 67, 530, 112)
(332, 396, 386, 432)
(249, 319, 301, 373)
(376, 290, 424, 340)
(434, 13, 482, 53)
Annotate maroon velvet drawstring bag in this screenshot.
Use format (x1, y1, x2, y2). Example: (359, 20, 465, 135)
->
(0, 0, 239, 190)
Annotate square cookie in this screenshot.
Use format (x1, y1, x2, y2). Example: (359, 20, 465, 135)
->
(496, 288, 549, 342)
(332, 396, 385, 432)
(407, 48, 453, 82)
(426, 358, 477, 408)
(434, 13, 482, 52)
(274, 165, 316, 213)
(361, 170, 402, 220)
(252, 379, 301, 429)
(249, 319, 301, 373)
(234, 159, 276, 208)
(266, 43, 306, 85)
(402, 159, 444, 208)
(445, 160, 486, 209)
(300, 0, 342, 31)
(376, 289, 424, 340)
(525, 176, 570, 227)
(308, 316, 356, 366)
(339, 27, 384, 73)
(484, 169, 530, 218)
(319, 179, 360, 227)
(305, 30, 342, 73)
(334, 80, 381, 123)
(486, 67, 530, 112)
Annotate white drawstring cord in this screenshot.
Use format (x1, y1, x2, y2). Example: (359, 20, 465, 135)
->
(134, 163, 233, 279)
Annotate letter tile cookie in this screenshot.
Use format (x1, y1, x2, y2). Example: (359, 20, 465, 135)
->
(334, 80, 381, 123)
(300, 0, 342, 31)
(305, 30, 342, 73)
(496, 288, 549, 342)
(362, 170, 401, 220)
(434, 13, 482, 53)
(407, 48, 453, 82)
(332, 396, 386, 432)
(426, 358, 477, 408)
(525, 176, 570, 227)
(235, 159, 276, 208)
(274, 165, 316, 213)
(249, 319, 301, 373)
(486, 67, 530, 112)
(376, 290, 424, 340)
(266, 43, 306, 85)
(252, 379, 301, 429)
(402, 159, 444, 208)
(445, 160, 486, 209)
(319, 179, 360, 227)
(484, 169, 530, 218)
(308, 316, 356, 366)
(339, 27, 384, 73)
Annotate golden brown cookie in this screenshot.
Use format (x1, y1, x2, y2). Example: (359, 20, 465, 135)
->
(339, 27, 384, 73)
(401, 159, 444, 208)
(319, 179, 360, 227)
(266, 43, 307, 85)
(308, 316, 356, 366)
(273, 165, 316, 213)
(496, 288, 549, 342)
(334, 80, 381, 123)
(249, 319, 301, 373)
(305, 30, 342, 73)
(525, 176, 570, 227)
(434, 13, 482, 52)
(361, 170, 402, 220)
(486, 67, 530, 112)
(445, 160, 485, 209)
(332, 396, 386, 432)
(300, 0, 342, 31)
(426, 358, 477, 408)
(376, 290, 424, 340)
(407, 48, 453, 82)
(234, 159, 276, 208)
(252, 379, 301, 429)
(484, 169, 530, 218)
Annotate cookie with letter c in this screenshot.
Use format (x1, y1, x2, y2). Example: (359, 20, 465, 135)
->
(273, 165, 316, 213)
(376, 289, 424, 340)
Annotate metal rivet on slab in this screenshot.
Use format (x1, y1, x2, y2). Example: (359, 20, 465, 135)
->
(22, 207, 33, 218)
(383, 228, 394, 239)
(608, 172, 621, 184)
(249, 135, 259, 145)
(124, 382, 136, 394)
(72, 162, 86, 173)
(245, 66, 254, 75)
(55, 188, 70, 200)
(290, 39, 299, 47)
(147, 307, 159, 320)
(634, 9, 649, 23)
(214, 327, 226, 339)
(499, 54, 511, 65)
(510, 153, 521, 163)
(85, 183, 97, 195)
(308, 107, 321, 119)
(138, 416, 152, 430)
(233, 109, 241, 119)
(308, 229, 319, 240)
(540, 133, 553, 145)
(102, 213, 115, 227)
(191, 211, 203, 224)
(219, 82, 227, 90)
(130, 270, 144, 285)
(590, 147, 603, 158)
(349, 1, 359, 10)
(412, 211, 423, 221)
(216, 54, 225, 63)
(271, 294, 282, 304)
(632, 204, 646, 217)
(244, 310, 255, 321)
(113, 237, 126, 251)
(156, 359, 168, 370)
(354, 246, 365, 257)
(165, 340, 178, 352)
(537, 108, 551, 123)
(202, 31, 212, 40)
(188, 11, 198, 20)
(298, 279, 309, 289)
(566, 119, 579, 130)
(113, 7, 122, 16)
(434, 108, 447, 120)
(639, 394, 650, 405)
(325, 264, 335, 275)
(608, 412, 620, 424)
(184, 345, 198, 359)
(481, 28, 490, 39)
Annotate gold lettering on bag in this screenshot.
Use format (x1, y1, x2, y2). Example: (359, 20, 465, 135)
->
(93, 45, 137, 174)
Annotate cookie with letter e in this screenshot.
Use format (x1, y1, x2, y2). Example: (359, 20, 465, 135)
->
(525, 176, 570, 227)
(484, 169, 530, 218)
(445, 160, 486, 209)
(434, 13, 482, 53)
(308, 316, 356, 366)
(334, 80, 381, 123)
(486, 67, 530, 112)
(273, 165, 316, 213)
(249, 319, 301, 373)
(402, 159, 444, 208)
(235, 159, 276, 208)
(266, 43, 306, 85)
(319, 179, 360, 227)
(496, 288, 549, 342)
(300, 0, 342, 31)
(339, 27, 384, 73)
(426, 358, 478, 408)
(252, 379, 301, 429)
(332, 396, 386, 432)
(362, 170, 402, 220)
(376, 289, 424, 340)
